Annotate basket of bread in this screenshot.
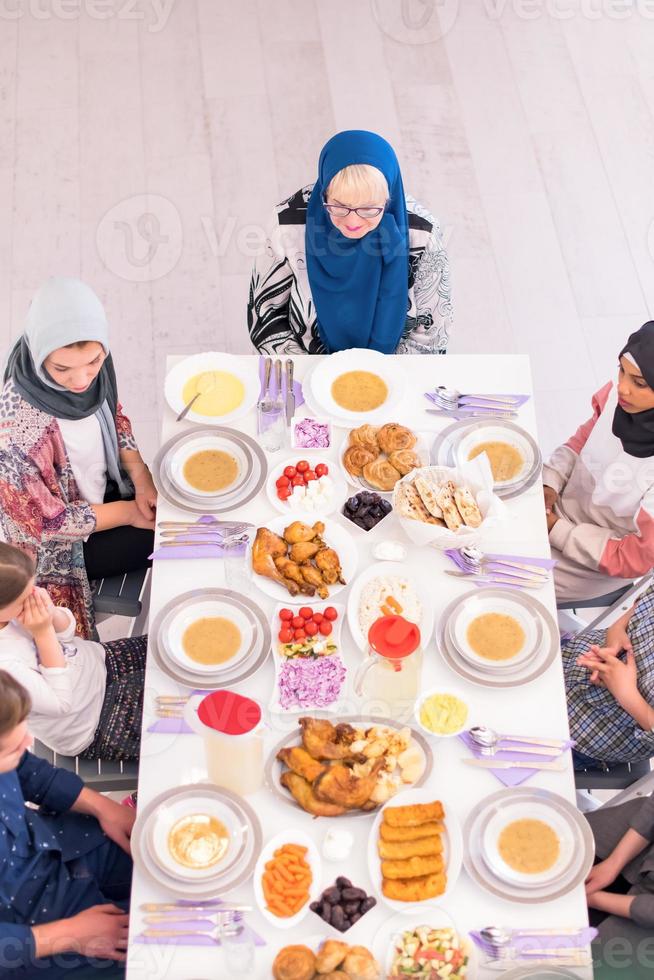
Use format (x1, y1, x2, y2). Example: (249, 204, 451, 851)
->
(392, 459, 504, 549)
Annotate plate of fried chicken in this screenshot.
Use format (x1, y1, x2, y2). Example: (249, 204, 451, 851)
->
(250, 516, 357, 603)
(265, 716, 433, 818)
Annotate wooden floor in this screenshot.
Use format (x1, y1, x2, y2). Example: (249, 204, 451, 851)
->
(1, 0, 653, 460)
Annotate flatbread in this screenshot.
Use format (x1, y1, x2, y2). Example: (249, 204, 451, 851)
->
(435, 482, 463, 531)
(395, 482, 444, 525)
(413, 475, 445, 520)
(454, 486, 482, 528)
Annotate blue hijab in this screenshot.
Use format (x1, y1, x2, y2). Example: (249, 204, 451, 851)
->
(305, 131, 409, 354)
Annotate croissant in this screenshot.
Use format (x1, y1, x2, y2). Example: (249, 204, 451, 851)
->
(272, 945, 316, 980)
(377, 423, 417, 454)
(349, 424, 380, 455)
(387, 449, 421, 476)
(343, 445, 377, 478)
(363, 458, 402, 492)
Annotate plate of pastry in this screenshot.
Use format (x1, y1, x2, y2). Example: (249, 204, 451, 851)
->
(340, 423, 428, 496)
(305, 349, 407, 424)
(249, 515, 358, 604)
(272, 938, 382, 979)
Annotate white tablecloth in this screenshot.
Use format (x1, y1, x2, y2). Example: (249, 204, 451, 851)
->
(126, 355, 593, 980)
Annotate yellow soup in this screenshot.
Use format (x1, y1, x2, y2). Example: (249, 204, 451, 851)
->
(467, 440, 524, 482)
(331, 371, 388, 412)
(498, 818, 560, 875)
(183, 450, 239, 493)
(168, 814, 230, 869)
(182, 370, 244, 417)
(182, 616, 242, 666)
(466, 612, 526, 661)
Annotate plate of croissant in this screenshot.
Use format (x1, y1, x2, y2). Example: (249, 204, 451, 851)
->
(266, 716, 432, 818)
(250, 517, 358, 604)
(272, 938, 381, 980)
(341, 424, 428, 495)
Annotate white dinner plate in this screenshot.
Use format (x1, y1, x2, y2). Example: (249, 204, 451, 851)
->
(249, 513, 358, 605)
(448, 592, 543, 672)
(163, 598, 255, 676)
(306, 349, 407, 424)
(164, 351, 260, 425)
(455, 424, 534, 488)
(265, 452, 347, 517)
(148, 793, 245, 882)
(338, 428, 429, 498)
(346, 561, 435, 651)
(253, 829, 322, 930)
(166, 432, 251, 500)
(373, 907, 478, 980)
(367, 787, 463, 910)
(481, 800, 577, 888)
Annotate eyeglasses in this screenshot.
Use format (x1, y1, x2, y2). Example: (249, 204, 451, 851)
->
(323, 202, 386, 219)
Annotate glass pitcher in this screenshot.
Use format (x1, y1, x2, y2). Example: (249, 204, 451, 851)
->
(353, 615, 422, 721)
(184, 690, 264, 796)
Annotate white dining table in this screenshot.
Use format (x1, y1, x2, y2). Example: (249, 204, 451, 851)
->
(126, 354, 594, 980)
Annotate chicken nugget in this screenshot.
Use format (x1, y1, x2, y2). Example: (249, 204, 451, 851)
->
(381, 854, 444, 880)
(382, 872, 447, 902)
(379, 820, 444, 842)
(378, 835, 443, 860)
(382, 801, 444, 828)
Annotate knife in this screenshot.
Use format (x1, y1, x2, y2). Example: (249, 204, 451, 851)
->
(425, 409, 518, 420)
(285, 359, 295, 425)
(463, 758, 566, 771)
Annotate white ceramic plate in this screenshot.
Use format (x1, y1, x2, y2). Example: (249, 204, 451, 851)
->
(249, 513, 358, 605)
(253, 829, 322, 930)
(481, 800, 577, 888)
(163, 598, 255, 676)
(367, 787, 463, 910)
(455, 424, 534, 488)
(449, 593, 542, 671)
(346, 561, 435, 651)
(148, 793, 245, 882)
(269, 601, 346, 715)
(164, 351, 260, 425)
(166, 432, 251, 500)
(339, 427, 429, 498)
(306, 349, 407, 424)
(373, 907, 477, 980)
(265, 453, 347, 517)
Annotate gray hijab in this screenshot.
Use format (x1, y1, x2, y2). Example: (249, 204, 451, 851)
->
(4, 277, 132, 497)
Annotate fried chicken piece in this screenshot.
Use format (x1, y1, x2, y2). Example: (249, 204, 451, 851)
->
(381, 853, 444, 880)
(314, 547, 345, 585)
(280, 771, 347, 817)
(299, 718, 360, 761)
(288, 540, 321, 563)
(314, 758, 385, 810)
(382, 871, 447, 902)
(379, 820, 444, 843)
(382, 801, 445, 828)
(298, 563, 329, 599)
(378, 835, 443, 860)
(277, 746, 327, 783)
(283, 520, 324, 544)
(273, 556, 316, 595)
(252, 527, 300, 595)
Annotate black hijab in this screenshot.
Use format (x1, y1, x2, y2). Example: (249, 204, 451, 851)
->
(612, 321, 654, 458)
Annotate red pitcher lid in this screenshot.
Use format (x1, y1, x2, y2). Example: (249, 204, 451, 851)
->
(368, 615, 421, 659)
(197, 690, 262, 735)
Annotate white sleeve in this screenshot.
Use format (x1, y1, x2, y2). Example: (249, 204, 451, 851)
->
(53, 607, 77, 642)
(6, 661, 74, 716)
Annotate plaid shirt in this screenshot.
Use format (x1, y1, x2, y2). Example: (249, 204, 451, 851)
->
(562, 583, 654, 762)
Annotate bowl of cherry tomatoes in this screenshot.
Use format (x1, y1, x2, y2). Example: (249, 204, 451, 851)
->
(276, 604, 341, 658)
(266, 455, 347, 516)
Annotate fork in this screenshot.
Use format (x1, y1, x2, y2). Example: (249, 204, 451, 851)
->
(457, 546, 550, 578)
(444, 571, 544, 590)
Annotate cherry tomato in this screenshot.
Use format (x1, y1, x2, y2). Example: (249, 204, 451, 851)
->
(278, 628, 293, 643)
(279, 608, 293, 621)
(323, 607, 338, 621)
(283, 466, 297, 479)
(291, 616, 304, 629)
(296, 460, 310, 473)
(294, 629, 306, 640)
(315, 463, 329, 477)
(299, 606, 313, 620)
(275, 475, 290, 488)
(304, 470, 317, 482)
(319, 620, 333, 636)
(292, 475, 305, 487)
(312, 612, 324, 624)
(304, 621, 319, 636)
(277, 486, 292, 500)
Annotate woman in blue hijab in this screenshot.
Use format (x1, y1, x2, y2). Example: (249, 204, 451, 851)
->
(248, 130, 453, 355)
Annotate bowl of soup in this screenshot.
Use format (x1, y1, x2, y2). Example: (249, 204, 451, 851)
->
(449, 594, 543, 672)
(455, 426, 534, 488)
(482, 801, 576, 887)
(307, 349, 407, 423)
(149, 793, 245, 881)
(164, 599, 254, 675)
(167, 434, 251, 499)
(164, 352, 260, 425)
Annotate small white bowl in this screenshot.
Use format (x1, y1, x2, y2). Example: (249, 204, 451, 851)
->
(291, 415, 333, 450)
(414, 687, 470, 739)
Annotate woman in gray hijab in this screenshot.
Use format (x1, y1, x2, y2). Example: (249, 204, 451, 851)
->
(0, 277, 155, 639)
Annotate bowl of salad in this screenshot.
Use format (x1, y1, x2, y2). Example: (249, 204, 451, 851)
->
(374, 908, 476, 980)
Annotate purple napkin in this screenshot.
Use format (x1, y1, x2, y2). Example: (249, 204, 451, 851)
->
(258, 356, 304, 432)
(459, 730, 574, 787)
(136, 904, 266, 947)
(150, 516, 247, 561)
(445, 549, 557, 572)
(470, 927, 596, 960)
(147, 689, 209, 735)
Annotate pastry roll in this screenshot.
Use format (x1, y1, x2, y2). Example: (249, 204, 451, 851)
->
(387, 449, 421, 476)
(272, 945, 317, 980)
(349, 424, 380, 455)
(377, 423, 417, 454)
(343, 445, 377, 478)
(362, 458, 401, 492)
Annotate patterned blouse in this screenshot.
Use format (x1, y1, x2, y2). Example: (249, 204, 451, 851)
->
(247, 185, 453, 356)
(0, 378, 138, 640)
(562, 583, 654, 763)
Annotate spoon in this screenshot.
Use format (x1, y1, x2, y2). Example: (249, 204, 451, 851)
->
(434, 385, 521, 406)
(459, 546, 549, 578)
(470, 725, 567, 751)
(481, 926, 588, 944)
(177, 371, 217, 422)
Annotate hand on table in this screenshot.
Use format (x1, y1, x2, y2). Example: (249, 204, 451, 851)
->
(128, 498, 155, 531)
(134, 473, 157, 523)
(586, 857, 620, 896)
(543, 485, 558, 515)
